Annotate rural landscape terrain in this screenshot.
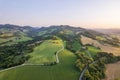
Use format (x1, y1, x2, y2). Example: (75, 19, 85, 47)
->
(0, 24, 120, 80)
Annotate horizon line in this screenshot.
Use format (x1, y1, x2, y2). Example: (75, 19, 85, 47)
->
(0, 23, 120, 29)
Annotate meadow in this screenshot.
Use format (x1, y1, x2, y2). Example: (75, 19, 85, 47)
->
(26, 40, 63, 64)
(87, 45, 101, 57)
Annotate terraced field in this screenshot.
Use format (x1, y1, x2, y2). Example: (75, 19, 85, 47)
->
(0, 49, 79, 80)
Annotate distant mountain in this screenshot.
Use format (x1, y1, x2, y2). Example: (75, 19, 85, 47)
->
(0, 24, 39, 37)
(0, 24, 34, 31)
(0, 24, 104, 38)
(93, 28, 120, 34)
(0, 24, 119, 46)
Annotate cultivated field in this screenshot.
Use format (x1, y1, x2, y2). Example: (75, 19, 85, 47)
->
(104, 61, 120, 80)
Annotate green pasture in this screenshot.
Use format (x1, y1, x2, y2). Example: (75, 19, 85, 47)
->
(0, 49, 79, 80)
(26, 40, 63, 64)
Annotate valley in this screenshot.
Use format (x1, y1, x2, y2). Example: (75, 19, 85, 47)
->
(0, 24, 120, 80)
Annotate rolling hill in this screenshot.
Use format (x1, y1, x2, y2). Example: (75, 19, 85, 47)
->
(0, 24, 120, 80)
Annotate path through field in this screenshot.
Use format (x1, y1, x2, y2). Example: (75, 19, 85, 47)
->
(0, 42, 64, 73)
(55, 45, 64, 63)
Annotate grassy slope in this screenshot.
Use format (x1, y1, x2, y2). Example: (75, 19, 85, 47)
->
(0, 49, 79, 80)
(80, 46, 101, 58)
(0, 32, 32, 45)
(87, 46, 101, 56)
(0, 36, 32, 45)
(5, 36, 32, 45)
(26, 40, 63, 64)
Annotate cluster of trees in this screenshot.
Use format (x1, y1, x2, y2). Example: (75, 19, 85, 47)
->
(75, 52, 120, 80)
(0, 36, 43, 69)
(66, 37, 82, 53)
(75, 53, 105, 80)
(94, 52, 120, 64)
(66, 41, 76, 53)
(0, 45, 30, 69)
(103, 39, 120, 47)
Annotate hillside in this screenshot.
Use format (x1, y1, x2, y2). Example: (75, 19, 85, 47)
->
(1, 24, 119, 46)
(0, 24, 34, 45)
(0, 24, 120, 80)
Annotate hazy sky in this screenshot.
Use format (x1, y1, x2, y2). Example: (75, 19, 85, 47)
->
(0, 0, 120, 28)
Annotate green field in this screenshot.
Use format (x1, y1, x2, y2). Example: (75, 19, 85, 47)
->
(26, 40, 63, 64)
(0, 49, 79, 80)
(80, 45, 101, 58)
(87, 46, 101, 56)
